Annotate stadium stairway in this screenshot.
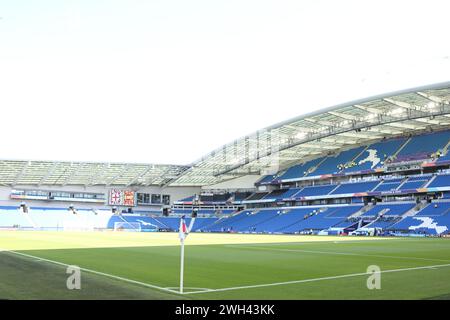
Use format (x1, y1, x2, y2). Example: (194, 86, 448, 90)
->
(442, 139, 450, 156)
(305, 157, 328, 177)
(342, 145, 370, 172)
(402, 202, 427, 218)
(327, 184, 341, 195)
(375, 202, 425, 232)
(423, 175, 437, 188)
(395, 177, 410, 191)
(205, 209, 253, 232)
(22, 209, 39, 229)
(347, 205, 371, 219)
(391, 137, 412, 160)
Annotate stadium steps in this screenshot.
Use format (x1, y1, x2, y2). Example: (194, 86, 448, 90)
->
(371, 180, 384, 192)
(290, 187, 305, 198)
(306, 157, 328, 176)
(345, 146, 369, 171)
(360, 214, 387, 229)
(395, 177, 410, 191)
(22, 209, 39, 229)
(150, 216, 172, 229)
(195, 218, 222, 231)
(276, 208, 327, 232)
(118, 214, 141, 230)
(399, 202, 426, 219)
(275, 208, 330, 232)
(348, 205, 371, 218)
(390, 137, 412, 161)
(362, 208, 391, 228)
(244, 210, 285, 231)
(206, 210, 252, 231)
(441, 139, 450, 156)
(423, 175, 437, 188)
(327, 184, 341, 195)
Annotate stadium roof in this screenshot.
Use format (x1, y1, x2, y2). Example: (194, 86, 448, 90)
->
(2, 81, 450, 188)
(171, 81, 450, 186)
(0, 160, 189, 187)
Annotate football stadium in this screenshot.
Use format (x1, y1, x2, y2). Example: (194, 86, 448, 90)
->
(1, 82, 450, 300)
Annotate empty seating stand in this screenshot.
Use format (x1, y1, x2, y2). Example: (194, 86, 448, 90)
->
(280, 206, 362, 233)
(277, 157, 325, 180)
(396, 130, 450, 159)
(230, 210, 280, 232)
(307, 147, 365, 176)
(427, 174, 450, 188)
(361, 203, 415, 217)
(263, 188, 301, 200)
(399, 176, 431, 190)
(344, 138, 407, 173)
(249, 208, 316, 233)
(331, 180, 379, 195)
(373, 178, 403, 192)
(294, 184, 337, 198)
(415, 202, 450, 216)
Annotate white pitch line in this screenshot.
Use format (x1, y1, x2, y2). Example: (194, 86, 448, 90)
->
(165, 287, 213, 291)
(185, 263, 450, 295)
(0, 248, 181, 295)
(224, 245, 450, 263)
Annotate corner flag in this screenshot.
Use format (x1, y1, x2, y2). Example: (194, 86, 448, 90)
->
(179, 215, 188, 241)
(178, 214, 196, 293)
(179, 215, 196, 242)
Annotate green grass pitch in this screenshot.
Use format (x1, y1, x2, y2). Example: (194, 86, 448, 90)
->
(0, 231, 449, 300)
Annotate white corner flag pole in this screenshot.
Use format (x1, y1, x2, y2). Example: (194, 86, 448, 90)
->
(179, 237, 185, 294)
(179, 216, 195, 294)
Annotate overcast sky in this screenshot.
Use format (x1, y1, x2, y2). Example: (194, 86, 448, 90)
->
(1, 0, 449, 165)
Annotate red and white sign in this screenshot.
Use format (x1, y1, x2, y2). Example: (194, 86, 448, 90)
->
(109, 189, 135, 206)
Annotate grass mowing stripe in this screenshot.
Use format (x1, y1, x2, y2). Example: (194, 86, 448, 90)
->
(185, 263, 450, 295)
(224, 245, 450, 263)
(0, 248, 181, 295)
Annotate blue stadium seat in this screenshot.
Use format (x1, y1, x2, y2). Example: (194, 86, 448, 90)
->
(278, 157, 325, 180)
(280, 206, 362, 233)
(368, 218, 400, 229)
(388, 215, 449, 235)
(373, 179, 403, 192)
(397, 130, 450, 158)
(361, 203, 415, 217)
(257, 175, 276, 184)
(230, 209, 280, 232)
(388, 201, 450, 234)
(427, 174, 450, 188)
(331, 180, 380, 195)
(294, 184, 337, 198)
(205, 210, 258, 232)
(307, 147, 365, 176)
(415, 202, 450, 217)
(398, 178, 429, 190)
(247, 208, 315, 233)
(263, 188, 302, 200)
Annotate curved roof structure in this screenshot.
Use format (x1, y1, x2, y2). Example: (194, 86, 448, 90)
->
(0, 160, 189, 187)
(1, 82, 450, 187)
(171, 81, 450, 186)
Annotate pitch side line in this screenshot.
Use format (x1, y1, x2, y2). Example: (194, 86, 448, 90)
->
(185, 263, 450, 295)
(0, 248, 181, 295)
(224, 245, 450, 263)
